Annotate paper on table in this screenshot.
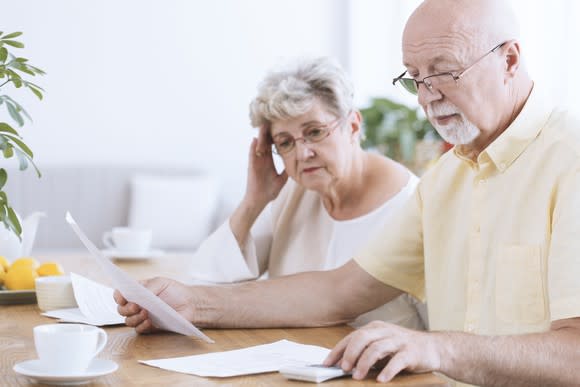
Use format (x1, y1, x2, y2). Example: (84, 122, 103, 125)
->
(65, 212, 213, 343)
(42, 273, 125, 326)
(139, 339, 330, 377)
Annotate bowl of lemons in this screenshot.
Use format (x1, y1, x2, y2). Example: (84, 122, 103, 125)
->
(0, 256, 65, 305)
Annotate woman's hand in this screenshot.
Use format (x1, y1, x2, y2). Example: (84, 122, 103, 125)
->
(229, 125, 288, 247)
(245, 125, 288, 207)
(114, 277, 195, 334)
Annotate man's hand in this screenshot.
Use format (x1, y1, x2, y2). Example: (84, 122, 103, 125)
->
(113, 277, 194, 334)
(323, 320, 441, 383)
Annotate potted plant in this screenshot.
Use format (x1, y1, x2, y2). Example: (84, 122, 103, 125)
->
(0, 31, 44, 238)
(360, 97, 444, 173)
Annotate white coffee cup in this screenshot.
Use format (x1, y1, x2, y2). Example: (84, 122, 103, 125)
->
(35, 276, 77, 312)
(102, 227, 152, 253)
(33, 324, 107, 374)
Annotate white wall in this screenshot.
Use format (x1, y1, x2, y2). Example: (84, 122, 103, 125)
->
(2, 0, 348, 206)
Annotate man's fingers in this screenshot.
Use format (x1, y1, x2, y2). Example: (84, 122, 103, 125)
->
(124, 308, 148, 327)
(341, 329, 388, 371)
(377, 352, 408, 383)
(352, 339, 397, 380)
(323, 334, 352, 367)
(117, 301, 141, 317)
(135, 318, 154, 334)
(113, 289, 127, 305)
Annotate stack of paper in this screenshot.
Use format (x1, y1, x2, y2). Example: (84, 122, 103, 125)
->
(140, 340, 331, 377)
(42, 273, 125, 326)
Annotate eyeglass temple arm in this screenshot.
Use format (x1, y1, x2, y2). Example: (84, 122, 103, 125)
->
(392, 71, 407, 86)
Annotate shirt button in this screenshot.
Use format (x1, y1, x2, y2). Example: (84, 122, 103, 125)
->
(466, 324, 475, 332)
(500, 162, 506, 169)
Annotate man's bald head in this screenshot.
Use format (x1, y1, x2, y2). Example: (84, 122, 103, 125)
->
(404, 0, 520, 56)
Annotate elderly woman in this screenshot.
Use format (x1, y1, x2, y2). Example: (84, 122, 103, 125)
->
(189, 57, 425, 329)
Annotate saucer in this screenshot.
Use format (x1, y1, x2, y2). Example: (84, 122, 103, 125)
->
(13, 358, 118, 385)
(101, 248, 164, 260)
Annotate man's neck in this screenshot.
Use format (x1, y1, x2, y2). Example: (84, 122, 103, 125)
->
(459, 79, 535, 160)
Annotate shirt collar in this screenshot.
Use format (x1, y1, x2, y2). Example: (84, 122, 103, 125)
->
(453, 84, 555, 172)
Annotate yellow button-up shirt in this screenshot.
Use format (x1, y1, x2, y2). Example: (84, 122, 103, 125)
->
(356, 85, 580, 338)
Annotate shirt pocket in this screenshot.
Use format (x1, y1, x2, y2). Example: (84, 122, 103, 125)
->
(495, 245, 547, 325)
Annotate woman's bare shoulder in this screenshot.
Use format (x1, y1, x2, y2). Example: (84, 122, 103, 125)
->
(366, 152, 413, 192)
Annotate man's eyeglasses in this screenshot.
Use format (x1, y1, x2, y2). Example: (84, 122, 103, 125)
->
(271, 114, 347, 155)
(392, 41, 507, 95)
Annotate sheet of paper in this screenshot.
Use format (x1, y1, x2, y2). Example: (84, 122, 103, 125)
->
(139, 339, 330, 377)
(42, 273, 125, 326)
(65, 212, 213, 343)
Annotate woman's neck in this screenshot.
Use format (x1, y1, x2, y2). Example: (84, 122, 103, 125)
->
(320, 149, 370, 219)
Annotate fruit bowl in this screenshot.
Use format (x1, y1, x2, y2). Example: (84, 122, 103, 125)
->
(0, 286, 37, 305)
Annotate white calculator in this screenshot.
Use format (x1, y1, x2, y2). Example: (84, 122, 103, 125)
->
(279, 364, 351, 383)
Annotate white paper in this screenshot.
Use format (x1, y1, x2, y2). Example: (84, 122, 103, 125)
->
(65, 212, 213, 343)
(139, 339, 330, 377)
(42, 273, 125, 326)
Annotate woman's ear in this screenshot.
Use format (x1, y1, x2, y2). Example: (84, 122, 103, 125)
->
(349, 110, 363, 143)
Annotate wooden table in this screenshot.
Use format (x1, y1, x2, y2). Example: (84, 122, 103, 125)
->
(0, 252, 448, 386)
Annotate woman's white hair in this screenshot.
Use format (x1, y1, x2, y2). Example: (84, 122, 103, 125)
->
(249, 56, 354, 128)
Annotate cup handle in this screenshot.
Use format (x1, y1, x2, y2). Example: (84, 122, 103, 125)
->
(102, 231, 114, 249)
(93, 328, 108, 357)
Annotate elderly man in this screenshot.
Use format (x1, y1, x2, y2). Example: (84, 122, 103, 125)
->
(116, 0, 580, 385)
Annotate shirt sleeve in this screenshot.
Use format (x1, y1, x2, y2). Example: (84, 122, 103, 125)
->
(354, 184, 426, 301)
(548, 166, 580, 321)
(188, 206, 274, 283)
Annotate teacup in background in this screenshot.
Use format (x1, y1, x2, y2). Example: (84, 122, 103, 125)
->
(102, 227, 152, 253)
(33, 324, 107, 374)
(35, 276, 77, 312)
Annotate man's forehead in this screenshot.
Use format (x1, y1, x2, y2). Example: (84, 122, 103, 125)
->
(402, 38, 470, 70)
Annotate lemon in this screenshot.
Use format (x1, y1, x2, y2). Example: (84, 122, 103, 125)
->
(0, 256, 9, 272)
(10, 257, 40, 271)
(0, 266, 5, 286)
(36, 262, 65, 277)
(4, 266, 38, 290)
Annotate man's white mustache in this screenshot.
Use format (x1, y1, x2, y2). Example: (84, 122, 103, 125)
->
(427, 104, 460, 119)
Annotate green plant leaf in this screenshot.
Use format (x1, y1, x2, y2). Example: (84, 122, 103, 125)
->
(6, 69, 21, 79)
(2, 40, 24, 48)
(4, 134, 33, 158)
(6, 206, 22, 236)
(1, 32, 23, 40)
(14, 65, 35, 76)
(0, 169, 6, 190)
(14, 148, 29, 171)
(23, 80, 44, 91)
(0, 48, 7, 63)
(0, 122, 19, 135)
(28, 65, 45, 75)
(29, 85, 43, 100)
(0, 190, 7, 203)
(3, 144, 13, 158)
(6, 101, 24, 126)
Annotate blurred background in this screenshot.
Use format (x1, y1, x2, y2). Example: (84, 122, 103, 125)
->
(1, 0, 579, 250)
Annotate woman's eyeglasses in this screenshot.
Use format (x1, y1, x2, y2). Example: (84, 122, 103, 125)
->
(271, 115, 347, 155)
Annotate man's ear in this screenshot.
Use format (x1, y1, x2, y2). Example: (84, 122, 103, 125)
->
(504, 40, 521, 79)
